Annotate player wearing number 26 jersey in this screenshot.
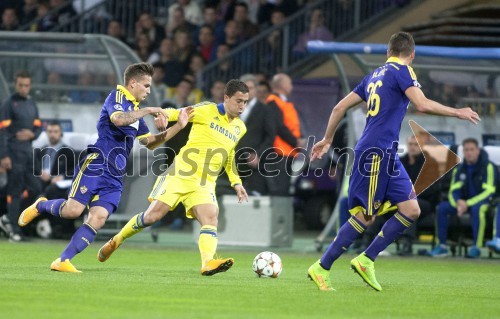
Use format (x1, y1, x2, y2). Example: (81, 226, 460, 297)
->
(348, 56, 421, 217)
(307, 32, 480, 292)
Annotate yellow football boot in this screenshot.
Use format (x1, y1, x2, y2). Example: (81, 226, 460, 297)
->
(50, 258, 81, 273)
(201, 258, 234, 276)
(18, 197, 47, 227)
(307, 260, 335, 291)
(97, 237, 120, 262)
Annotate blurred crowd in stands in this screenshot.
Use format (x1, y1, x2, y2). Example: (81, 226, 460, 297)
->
(0, 0, 338, 105)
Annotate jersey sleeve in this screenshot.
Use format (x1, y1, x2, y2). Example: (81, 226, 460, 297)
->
(165, 104, 204, 123)
(352, 75, 370, 101)
(225, 147, 242, 187)
(104, 91, 126, 120)
(397, 65, 421, 92)
(136, 118, 151, 139)
(164, 108, 179, 121)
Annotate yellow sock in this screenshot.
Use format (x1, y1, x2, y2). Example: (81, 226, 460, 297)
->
(115, 212, 146, 245)
(198, 225, 218, 267)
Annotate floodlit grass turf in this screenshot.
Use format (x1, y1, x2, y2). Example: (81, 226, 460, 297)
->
(1, 237, 499, 319)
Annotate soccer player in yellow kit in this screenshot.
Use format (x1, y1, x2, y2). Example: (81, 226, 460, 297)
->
(98, 79, 250, 275)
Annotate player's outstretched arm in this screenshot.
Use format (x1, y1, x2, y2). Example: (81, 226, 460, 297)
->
(111, 107, 168, 127)
(405, 87, 480, 124)
(311, 92, 362, 161)
(139, 106, 193, 150)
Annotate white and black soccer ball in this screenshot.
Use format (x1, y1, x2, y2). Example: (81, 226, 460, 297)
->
(252, 251, 282, 278)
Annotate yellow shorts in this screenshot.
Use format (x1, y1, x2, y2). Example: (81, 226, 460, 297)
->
(148, 175, 218, 219)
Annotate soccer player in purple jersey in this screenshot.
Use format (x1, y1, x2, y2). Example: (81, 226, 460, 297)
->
(18, 63, 191, 272)
(307, 32, 480, 291)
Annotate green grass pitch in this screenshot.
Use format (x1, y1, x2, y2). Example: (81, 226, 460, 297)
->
(1, 235, 499, 319)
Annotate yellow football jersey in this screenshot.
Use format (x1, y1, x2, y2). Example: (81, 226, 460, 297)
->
(164, 102, 247, 189)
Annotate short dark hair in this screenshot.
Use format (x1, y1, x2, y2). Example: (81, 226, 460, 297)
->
(124, 62, 154, 85)
(46, 120, 62, 128)
(388, 32, 415, 57)
(235, 2, 249, 10)
(224, 79, 249, 97)
(462, 137, 479, 147)
(15, 70, 31, 81)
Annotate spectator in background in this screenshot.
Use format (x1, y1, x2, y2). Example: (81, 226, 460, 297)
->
(233, 2, 259, 41)
(163, 77, 196, 108)
(173, 27, 195, 71)
(32, 2, 56, 31)
(256, 81, 271, 104)
(264, 73, 301, 196)
(209, 80, 225, 104)
(21, 0, 39, 25)
(259, 10, 285, 72)
(187, 53, 206, 89)
(148, 38, 185, 88)
(223, 20, 241, 49)
(0, 71, 42, 242)
(182, 73, 204, 104)
(1, 7, 19, 31)
(133, 32, 154, 62)
(213, 43, 234, 81)
(293, 8, 333, 57)
(429, 138, 497, 258)
(152, 63, 168, 104)
(197, 5, 225, 45)
(135, 13, 166, 50)
(35, 120, 77, 239)
(106, 20, 127, 43)
(0, 1, 22, 19)
(237, 74, 276, 195)
(69, 72, 100, 104)
(48, 0, 76, 26)
(197, 25, 218, 63)
(217, 0, 237, 22)
(397, 135, 440, 256)
(166, 6, 196, 39)
(258, 0, 298, 26)
(168, 0, 203, 27)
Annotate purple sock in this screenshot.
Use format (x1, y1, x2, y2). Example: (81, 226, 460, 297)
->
(37, 199, 66, 218)
(365, 211, 414, 261)
(320, 216, 367, 270)
(60, 223, 97, 261)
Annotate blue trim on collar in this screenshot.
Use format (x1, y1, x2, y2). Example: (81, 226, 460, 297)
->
(217, 103, 226, 115)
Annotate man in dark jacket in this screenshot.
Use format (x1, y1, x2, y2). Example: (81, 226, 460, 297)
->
(0, 70, 42, 242)
(429, 138, 497, 258)
(398, 135, 440, 255)
(34, 120, 77, 238)
(237, 74, 276, 195)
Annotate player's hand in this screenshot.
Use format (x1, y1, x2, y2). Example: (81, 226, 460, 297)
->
(457, 107, 480, 125)
(234, 184, 248, 203)
(310, 139, 331, 161)
(0, 156, 12, 170)
(16, 129, 35, 141)
(456, 199, 467, 217)
(154, 112, 168, 132)
(148, 107, 169, 120)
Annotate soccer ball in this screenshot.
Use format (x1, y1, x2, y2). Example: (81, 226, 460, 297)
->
(252, 251, 282, 278)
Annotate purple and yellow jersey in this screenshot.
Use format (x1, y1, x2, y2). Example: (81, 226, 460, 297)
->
(353, 57, 421, 155)
(88, 85, 150, 179)
(164, 102, 247, 189)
